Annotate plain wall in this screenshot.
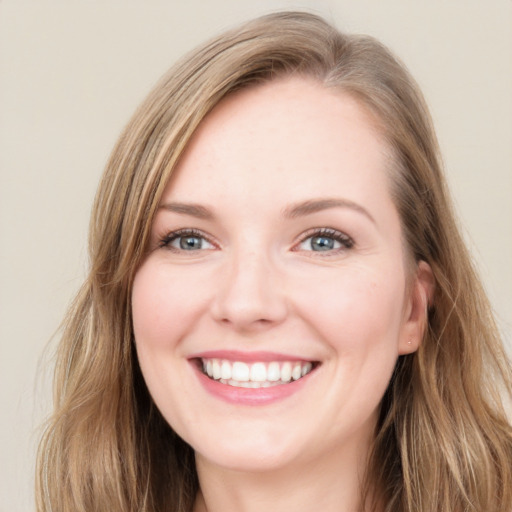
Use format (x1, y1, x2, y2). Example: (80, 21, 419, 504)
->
(1, 1, 511, 510)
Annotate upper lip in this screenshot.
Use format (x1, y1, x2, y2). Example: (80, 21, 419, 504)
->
(188, 350, 317, 363)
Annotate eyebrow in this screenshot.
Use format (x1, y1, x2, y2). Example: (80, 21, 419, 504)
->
(282, 198, 376, 224)
(159, 202, 214, 220)
(159, 198, 375, 224)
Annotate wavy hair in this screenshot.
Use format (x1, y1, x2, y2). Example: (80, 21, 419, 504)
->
(36, 11, 512, 512)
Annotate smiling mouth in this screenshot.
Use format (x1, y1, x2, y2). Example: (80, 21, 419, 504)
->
(197, 358, 317, 388)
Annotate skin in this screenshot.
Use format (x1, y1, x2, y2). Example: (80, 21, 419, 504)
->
(132, 77, 432, 512)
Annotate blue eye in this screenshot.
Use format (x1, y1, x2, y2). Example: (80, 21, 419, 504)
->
(160, 230, 214, 251)
(176, 235, 206, 250)
(297, 229, 354, 252)
(308, 235, 338, 251)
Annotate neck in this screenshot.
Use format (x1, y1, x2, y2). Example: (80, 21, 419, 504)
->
(193, 436, 377, 512)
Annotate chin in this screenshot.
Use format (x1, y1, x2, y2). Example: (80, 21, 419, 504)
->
(190, 430, 304, 473)
(197, 448, 298, 474)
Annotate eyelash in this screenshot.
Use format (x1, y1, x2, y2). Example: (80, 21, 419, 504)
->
(295, 227, 354, 253)
(158, 228, 215, 251)
(158, 227, 354, 254)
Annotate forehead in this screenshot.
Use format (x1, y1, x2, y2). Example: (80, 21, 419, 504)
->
(165, 77, 395, 221)
(182, 77, 387, 157)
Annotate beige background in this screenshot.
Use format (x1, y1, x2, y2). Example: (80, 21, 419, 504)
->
(1, 1, 511, 510)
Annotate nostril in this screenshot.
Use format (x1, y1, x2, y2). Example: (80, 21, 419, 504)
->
(209, 257, 288, 329)
(211, 294, 288, 329)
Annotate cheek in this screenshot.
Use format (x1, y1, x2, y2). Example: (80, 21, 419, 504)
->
(132, 266, 172, 349)
(294, 264, 407, 354)
(131, 262, 206, 427)
(131, 260, 209, 352)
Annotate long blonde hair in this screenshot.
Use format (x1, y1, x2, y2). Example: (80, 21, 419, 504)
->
(37, 11, 512, 512)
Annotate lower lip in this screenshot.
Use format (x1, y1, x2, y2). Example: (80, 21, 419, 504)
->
(192, 364, 313, 406)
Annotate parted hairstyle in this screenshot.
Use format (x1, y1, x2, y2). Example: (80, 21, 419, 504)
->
(37, 11, 512, 512)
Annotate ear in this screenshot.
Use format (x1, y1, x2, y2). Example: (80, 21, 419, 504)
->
(398, 260, 435, 355)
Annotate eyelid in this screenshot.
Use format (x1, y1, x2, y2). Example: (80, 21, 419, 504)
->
(156, 226, 353, 254)
(158, 228, 218, 251)
(293, 227, 354, 252)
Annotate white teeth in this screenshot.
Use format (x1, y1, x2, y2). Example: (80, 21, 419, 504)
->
(292, 362, 302, 381)
(267, 362, 280, 382)
(221, 360, 232, 380)
(232, 362, 250, 382)
(221, 379, 288, 388)
(250, 362, 267, 382)
(212, 360, 221, 380)
(281, 362, 292, 382)
(301, 362, 312, 376)
(201, 358, 315, 387)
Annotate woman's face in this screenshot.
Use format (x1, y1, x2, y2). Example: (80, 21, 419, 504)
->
(132, 78, 427, 473)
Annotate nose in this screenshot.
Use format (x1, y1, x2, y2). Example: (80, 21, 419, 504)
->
(210, 248, 288, 332)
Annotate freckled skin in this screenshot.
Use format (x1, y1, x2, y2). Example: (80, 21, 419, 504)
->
(132, 78, 428, 479)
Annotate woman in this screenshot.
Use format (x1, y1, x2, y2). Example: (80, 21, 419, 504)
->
(36, 11, 512, 512)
